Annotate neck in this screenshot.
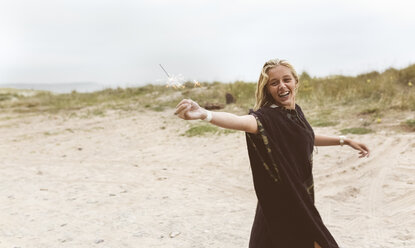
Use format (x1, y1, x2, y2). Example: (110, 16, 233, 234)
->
(271, 102, 296, 109)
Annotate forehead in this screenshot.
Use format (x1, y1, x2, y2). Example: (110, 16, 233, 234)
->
(267, 65, 293, 80)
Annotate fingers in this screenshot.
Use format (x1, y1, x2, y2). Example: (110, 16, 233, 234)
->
(349, 140, 370, 158)
(175, 98, 193, 109)
(362, 144, 370, 157)
(174, 99, 193, 114)
(175, 99, 188, 109)
(357, 143, 370, 158)
(174, 99, 201, 120)
(174, 102, 189, 115)
(359, 143, 370, 158)
(176, 104, 191, 119)
(175, 99, 195, 115)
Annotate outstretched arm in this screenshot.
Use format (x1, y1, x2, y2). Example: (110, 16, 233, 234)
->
(314, 134, 370, 158)
(175, 99, 258, 134)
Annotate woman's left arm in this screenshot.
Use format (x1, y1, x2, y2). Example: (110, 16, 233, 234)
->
(314, 134, 370, 158)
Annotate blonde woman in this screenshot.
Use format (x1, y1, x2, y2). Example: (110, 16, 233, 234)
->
(175, 59, 369, 248)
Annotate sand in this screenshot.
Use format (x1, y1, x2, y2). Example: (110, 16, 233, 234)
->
(0, 108, 414, 248)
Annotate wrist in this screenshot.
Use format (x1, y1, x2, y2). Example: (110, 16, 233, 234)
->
(202, 109, 212, 122)
(344, 138, 351, 146)
(339, 135, 347, 146)
(201, 109, 207, 120)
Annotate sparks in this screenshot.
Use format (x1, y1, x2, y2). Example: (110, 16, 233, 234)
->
(193, 80, 201, 88)
(158, 64, 201, 89)
(159, 64, 185, 88)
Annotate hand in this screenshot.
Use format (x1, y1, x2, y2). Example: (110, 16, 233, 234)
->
(345, 139, 370, 158)
(174, 99, 207, 120)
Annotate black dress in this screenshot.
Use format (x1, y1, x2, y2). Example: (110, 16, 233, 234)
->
(245, 104, 339, 248)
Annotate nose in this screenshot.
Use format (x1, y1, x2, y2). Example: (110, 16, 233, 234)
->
(278, 80, 288, 89)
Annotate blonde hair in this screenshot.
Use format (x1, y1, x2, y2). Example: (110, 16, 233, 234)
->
(253, 59, 300, 110)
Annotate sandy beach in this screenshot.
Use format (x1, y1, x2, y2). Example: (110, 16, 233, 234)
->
(0, 108, 414, 247)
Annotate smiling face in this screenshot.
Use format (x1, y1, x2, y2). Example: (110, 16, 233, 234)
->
(266, 65, 298, 109)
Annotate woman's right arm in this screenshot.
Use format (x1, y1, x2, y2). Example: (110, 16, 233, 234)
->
(174, 99, 258, 134)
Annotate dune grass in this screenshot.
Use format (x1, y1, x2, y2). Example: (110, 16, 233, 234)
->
(0, 64, 414, 133)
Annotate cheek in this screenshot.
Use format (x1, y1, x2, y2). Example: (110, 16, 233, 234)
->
(268, 89, 276, 97)
(266, 86, 273, 95)
(268, 85, 277, 93)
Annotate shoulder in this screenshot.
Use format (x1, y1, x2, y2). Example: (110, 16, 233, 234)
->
(249, 106, 284, 126)
(249, 106, 274, 118)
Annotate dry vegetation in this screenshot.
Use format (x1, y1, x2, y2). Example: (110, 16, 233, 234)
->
(1, 64, 414, 135)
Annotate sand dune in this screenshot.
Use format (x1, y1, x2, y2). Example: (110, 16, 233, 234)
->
(0, 109, 414, 247)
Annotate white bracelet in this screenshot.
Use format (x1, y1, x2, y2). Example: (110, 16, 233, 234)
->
(202, 110, 212, 122)
(339, 135, 346, 146)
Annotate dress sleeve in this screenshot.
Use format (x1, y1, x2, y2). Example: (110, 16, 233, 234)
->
(247, 108, 281, 182)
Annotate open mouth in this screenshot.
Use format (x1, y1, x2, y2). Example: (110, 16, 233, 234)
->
(278, 91, 290, 97)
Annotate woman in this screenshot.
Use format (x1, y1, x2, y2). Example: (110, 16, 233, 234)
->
(174, 59, 369, 248)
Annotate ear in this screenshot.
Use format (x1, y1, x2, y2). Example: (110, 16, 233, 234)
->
(294, 82, 299, 94)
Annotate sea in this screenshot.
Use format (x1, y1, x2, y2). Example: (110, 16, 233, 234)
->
(0, 82, 147, 94)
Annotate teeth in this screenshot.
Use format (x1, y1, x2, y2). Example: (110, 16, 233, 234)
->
(278, 91, 290, 97)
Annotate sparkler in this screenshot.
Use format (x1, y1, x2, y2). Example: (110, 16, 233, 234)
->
(159, 64, 170, 78)
(158, 64, 201, 89)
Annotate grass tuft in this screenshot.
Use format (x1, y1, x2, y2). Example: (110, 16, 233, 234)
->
(183, 124, 219, 137)
(183, 124, 237, 137)
(309, 119, 339, 127)
(340, 127, 373, 135)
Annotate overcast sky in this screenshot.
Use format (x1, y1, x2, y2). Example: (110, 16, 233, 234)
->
(1, 0, 415, 86)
